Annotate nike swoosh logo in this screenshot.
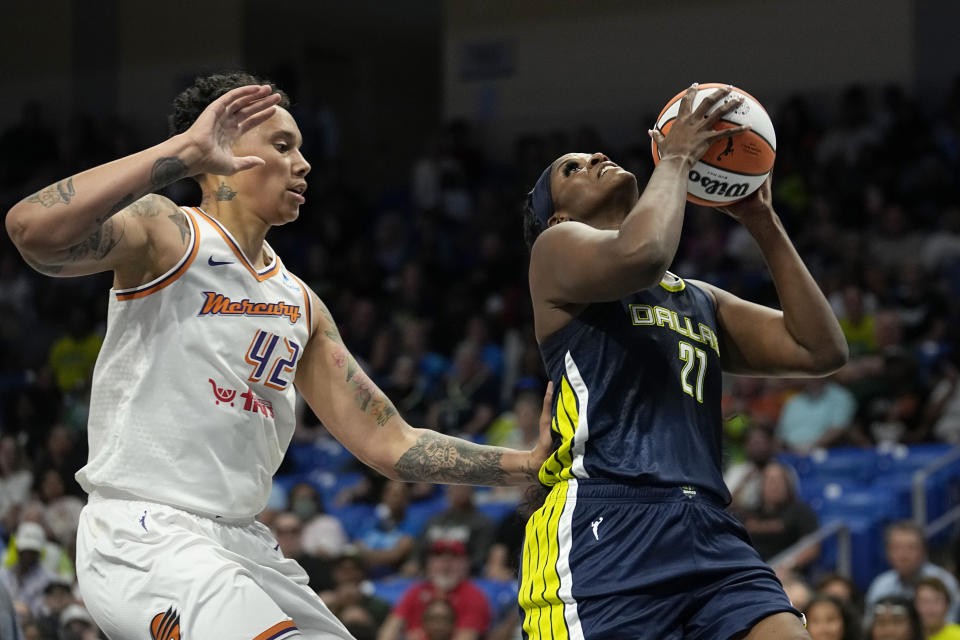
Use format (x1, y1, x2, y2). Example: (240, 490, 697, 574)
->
(208, 256, 234, 267)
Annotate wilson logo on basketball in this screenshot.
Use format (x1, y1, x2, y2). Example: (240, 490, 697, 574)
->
(687, 169, 750, 198)
(150, 606, 181, 640)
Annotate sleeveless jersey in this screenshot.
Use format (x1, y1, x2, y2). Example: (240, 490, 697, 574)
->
(76, 206, 313, 520)
(537, 272, 730, 502)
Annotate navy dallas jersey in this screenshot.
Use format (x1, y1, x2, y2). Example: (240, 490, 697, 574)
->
(517, 272, 797, 640)
(536, 271, 727, 499)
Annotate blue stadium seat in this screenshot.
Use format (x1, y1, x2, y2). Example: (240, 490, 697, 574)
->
(404, 495, 448, 535)
(802, 447, 878, 485)
(476, 501, 519, 524)
(876, 444, 955, 474)
(327, 503, 377, 540)
(473, 578, 519, 616)
(816, 484, 909, 522)
(370, 577, 416, 606)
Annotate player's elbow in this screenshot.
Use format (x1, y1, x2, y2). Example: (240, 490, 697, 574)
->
(361, 422, 418, 482)
(6, 204, 67, 258)
(809, 340, 849, 376)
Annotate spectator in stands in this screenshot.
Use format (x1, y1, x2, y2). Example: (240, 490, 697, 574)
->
(835, 285, 879, 357)
(356, 480, 417, 578)
(0, 522, 52, 615)
(319, 548, 390, 630)
(867, 522, 960, 622)
(59, 603, 98, 640)
(483, 506, 525, 582)
(428, 341, 499, 436)
(804, 593, 861, 640)
(914, 576, 960, 640)
(47, 309, 101, 396)
(922, 353, 960, 444)
(32, 426, 85, 498)
(815, 572, 864, 618)
(777, 377, 858, 453)
(376, 539, 491, 640)
(34, 577, 72, 639)
(0, 579, 23, 640)
(742, 462, 820, 570)
(0, 436, 32, 529)
(270, 511, 333, 593)
(417, 485, 495, 575)
(724, 425, 775, 515)
(780, 571, 814, 612)
(866, 595, 925, 640)
(287, 482, 348, 560)
(421, 598, 457, 640)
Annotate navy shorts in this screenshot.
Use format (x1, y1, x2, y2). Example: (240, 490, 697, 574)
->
(517, 479, 799, 639)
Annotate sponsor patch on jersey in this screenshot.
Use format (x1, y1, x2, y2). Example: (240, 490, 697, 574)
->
(198, 291, 301, 324)
(150, 606, 181, 640)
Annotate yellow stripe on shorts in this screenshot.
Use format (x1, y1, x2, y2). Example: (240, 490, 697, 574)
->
(538, 377, 579, 486)
(520, 481, 571, 639)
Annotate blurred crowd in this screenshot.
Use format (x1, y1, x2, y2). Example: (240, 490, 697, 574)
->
(1, 76, 960, 639)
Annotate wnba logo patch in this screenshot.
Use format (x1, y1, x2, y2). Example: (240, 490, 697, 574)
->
(150, 606, 181, 640)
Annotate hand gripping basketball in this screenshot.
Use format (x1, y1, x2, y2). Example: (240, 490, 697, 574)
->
(526, 381, 556, 483)
(649, 84, 750, 167)
(182, 85, 283, 177)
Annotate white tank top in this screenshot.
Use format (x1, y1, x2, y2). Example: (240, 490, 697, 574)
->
(76, 206, 313, 520)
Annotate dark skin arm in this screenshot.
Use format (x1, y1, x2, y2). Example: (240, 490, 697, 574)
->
(688, 178, 848, 377)
(530, 84, 749, 340)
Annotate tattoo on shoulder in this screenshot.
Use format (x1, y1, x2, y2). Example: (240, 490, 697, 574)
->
(394, 432, 506, 485)
(99, 193, 135, 223)
(168, 211, 190, 243)
(150, 157, 187, 189)
(215, 181, 237, 201)
(330, 346, 397, 427)
(319, 303, 345, 346)
(25, 178, 75, 208)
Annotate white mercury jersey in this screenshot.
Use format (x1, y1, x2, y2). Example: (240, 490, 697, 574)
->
(76, 206, 313, 520)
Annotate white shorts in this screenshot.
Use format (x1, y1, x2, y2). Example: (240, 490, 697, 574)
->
(76, 494, 353, 639)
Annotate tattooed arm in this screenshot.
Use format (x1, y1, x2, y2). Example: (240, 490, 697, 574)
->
(5, 85, 280, 279)
(294, 290, 555, 486)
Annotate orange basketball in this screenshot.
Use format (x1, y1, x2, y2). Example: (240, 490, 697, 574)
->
(651, 83, 776, 206)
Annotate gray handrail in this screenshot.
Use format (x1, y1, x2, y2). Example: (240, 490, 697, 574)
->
(924, 504, 960, 540)
(767, 520, 851, 575)
(912, 448, 960, 526)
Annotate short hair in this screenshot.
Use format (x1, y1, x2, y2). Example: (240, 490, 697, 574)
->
(168, 71, 290, 138)
(916, 576, 952, 603)
(885, 520, 925, 547)
(869, 595, 924, 640)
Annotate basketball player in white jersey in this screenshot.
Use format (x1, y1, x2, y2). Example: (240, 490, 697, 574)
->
(5, 73, 554, 640)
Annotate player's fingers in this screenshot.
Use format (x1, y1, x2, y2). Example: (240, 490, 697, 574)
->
(538, 381, 554, 441)
(237, 105, 278, 135)
(235, 95, 282, 124)
(676, 83, 699, 117)
(703, 96, 744, 127)
(649, 129, 666, 146)
(704, 124, 750, 143)
(223, 85, 274, 119)
(217, 85, 270, 115)
(230, 155, 267, 174)
(693, 85, 734, 120)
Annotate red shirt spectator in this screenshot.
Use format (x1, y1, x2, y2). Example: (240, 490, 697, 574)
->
(378, 540, 491, 640)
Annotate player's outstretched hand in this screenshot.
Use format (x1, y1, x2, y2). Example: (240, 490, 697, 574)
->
(650, 83, 750, 167)
(716, 174, 774, 223)
(525, 381, 555, 483)
(182, 84, 283, 177)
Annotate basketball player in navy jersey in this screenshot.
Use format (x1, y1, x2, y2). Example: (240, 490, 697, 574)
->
(5, 73, 556, 639)
(517, 84, 847, 639)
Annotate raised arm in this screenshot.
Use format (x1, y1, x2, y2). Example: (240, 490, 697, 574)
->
(5, 85, 281, 279)
(294, 290, 554, 486)
(689, 178, 848, 377)
(530, 85, 748, 305)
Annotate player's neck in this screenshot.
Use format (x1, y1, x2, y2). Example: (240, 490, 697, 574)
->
(201, 200, 272, 269)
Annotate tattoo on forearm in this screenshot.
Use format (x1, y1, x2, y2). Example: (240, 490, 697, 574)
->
(330, 347, 397, 427)
(394, 432, 507, 484)
(150, 157, 187, 189)
(64, 218, 125, 263)
(215, 181, 237, 201)
(25, 178, 75, 208)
